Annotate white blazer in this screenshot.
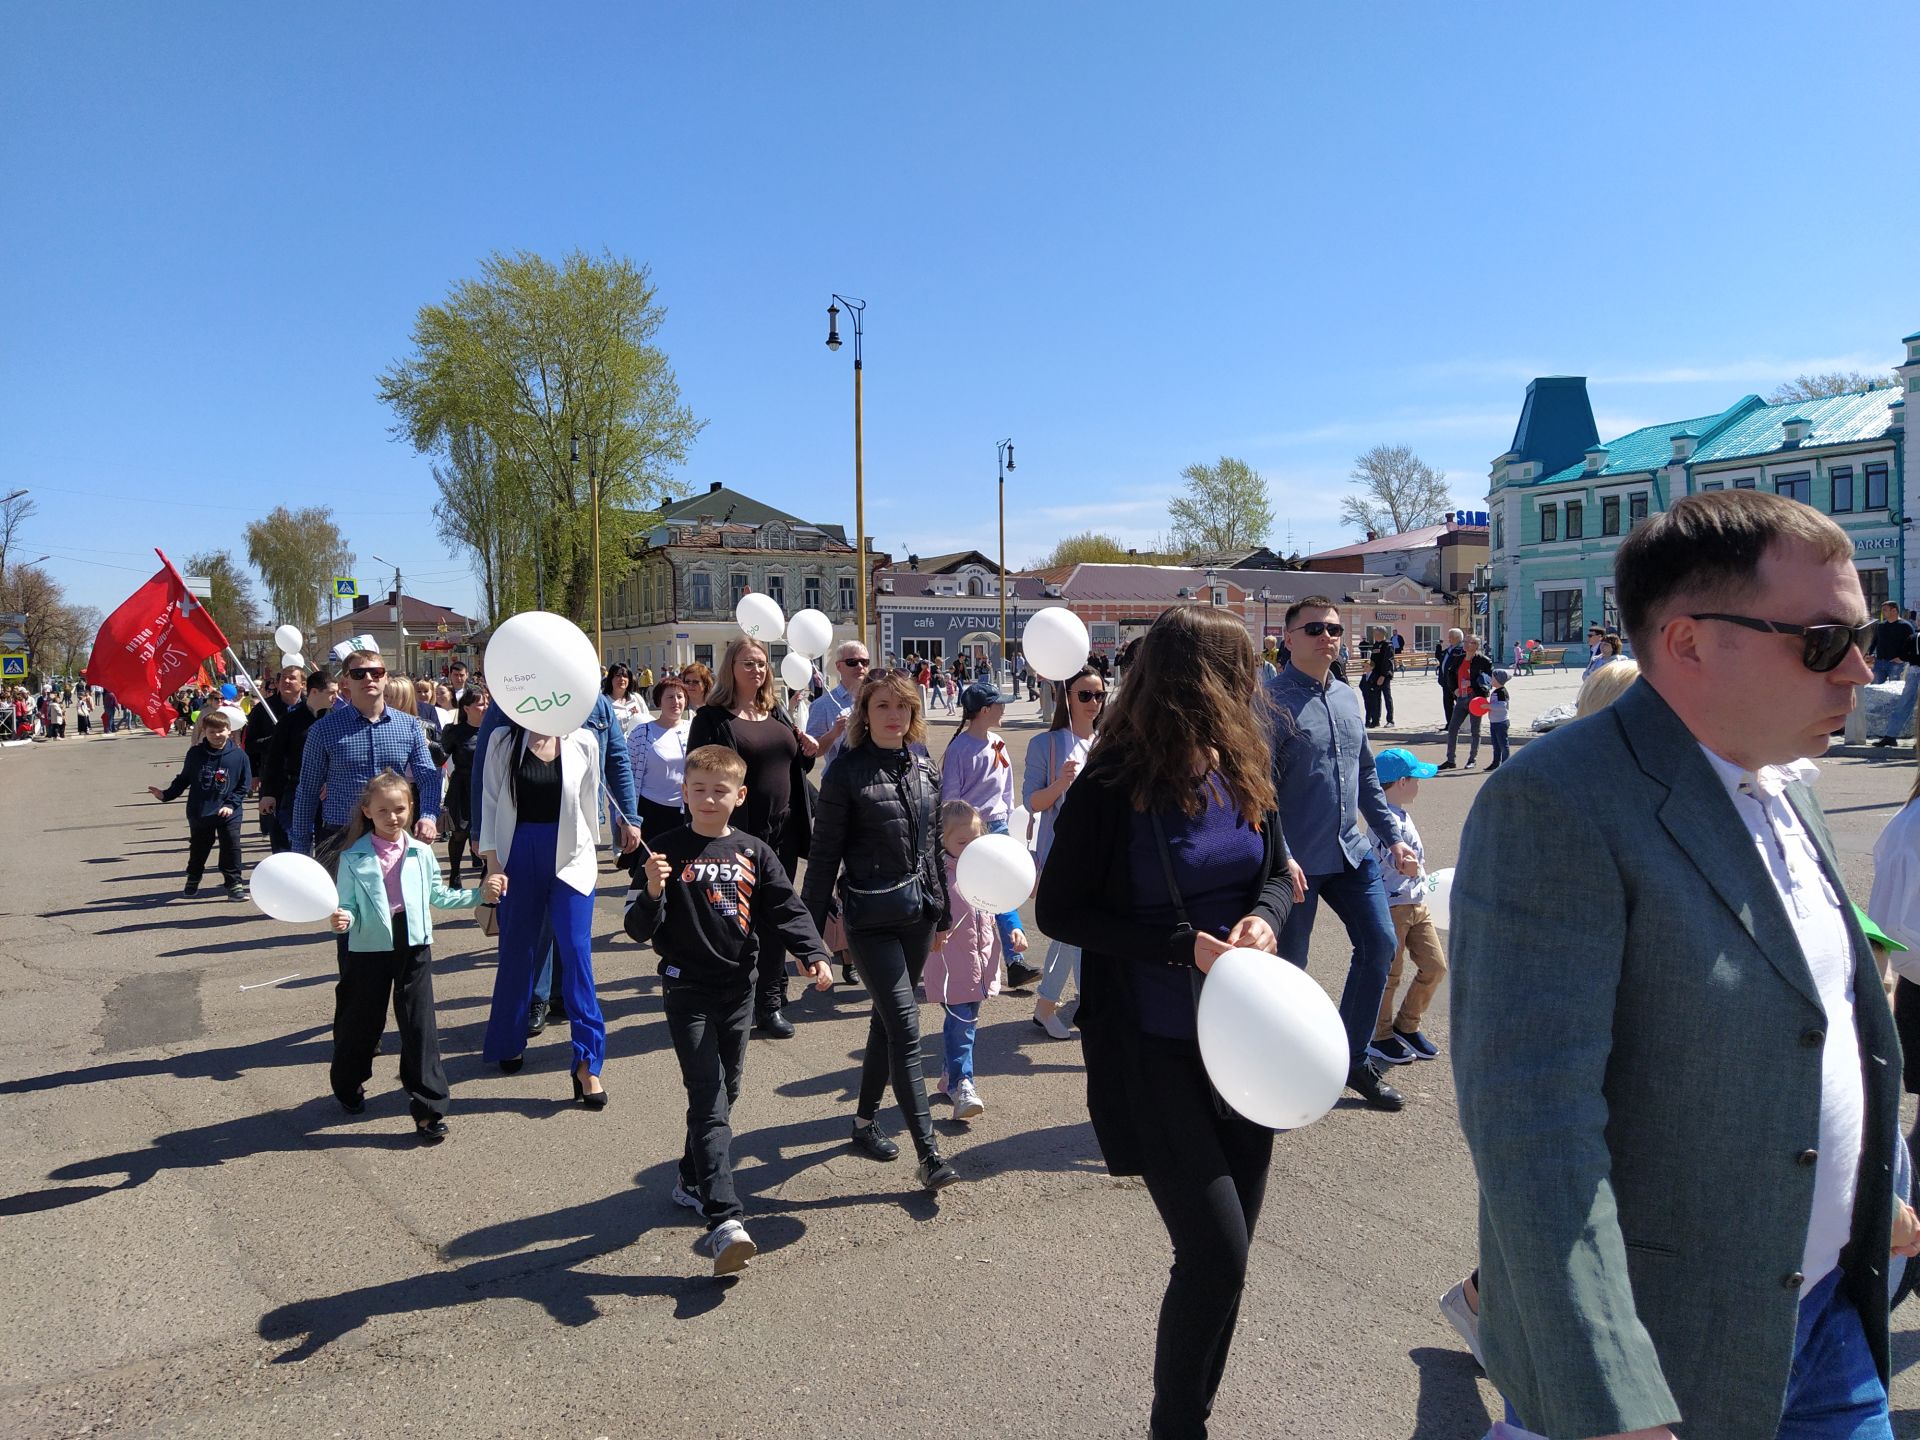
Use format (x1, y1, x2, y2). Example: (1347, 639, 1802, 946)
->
(479, 728, 601, 896)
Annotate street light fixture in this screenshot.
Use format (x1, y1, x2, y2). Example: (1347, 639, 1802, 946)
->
(996, 438, 1015, 688)
(1258, 586, 1273, 644)
(825, 296, 868, 647)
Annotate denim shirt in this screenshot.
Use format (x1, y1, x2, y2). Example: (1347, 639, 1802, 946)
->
(1266, 663, 1397, 874)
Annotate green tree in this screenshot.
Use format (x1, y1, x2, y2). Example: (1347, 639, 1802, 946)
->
(432, 425, 532, 625)
(1768, 372, 1896, 404)
(1027, 531, 1133, 569)
(0, 563, 91, 683)
(183, 548, 261, 642)
(244, 507, 354, 632)
(1341, 444, 1454, 537)
(378, 249, 704, 624)
(1168, 457, 1273, 554)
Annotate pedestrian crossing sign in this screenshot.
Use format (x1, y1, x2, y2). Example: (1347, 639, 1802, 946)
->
(0, 653, 25, 680)
(332, 577, 358, 599)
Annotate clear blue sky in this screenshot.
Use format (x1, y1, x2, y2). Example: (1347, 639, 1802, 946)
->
(2, 0, 1910, 621)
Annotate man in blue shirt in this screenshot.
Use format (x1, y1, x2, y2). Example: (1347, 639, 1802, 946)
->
(803, 640, 869, 769)
(1267, 596, 1418, 1112)
(290, 647, 442, 856)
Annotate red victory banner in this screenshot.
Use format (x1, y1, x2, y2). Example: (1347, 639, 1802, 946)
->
(81, 549, 232, 733)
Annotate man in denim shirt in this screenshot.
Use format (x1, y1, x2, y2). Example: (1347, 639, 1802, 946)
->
(1267, 596, 1418, 1112)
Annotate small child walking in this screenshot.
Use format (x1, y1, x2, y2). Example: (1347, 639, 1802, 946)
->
(940, 679, 1038, 987)
(925, 801, 1028, 1122)
(148, 707, 252, 899)
(623, 745, 834, 1276)
(327, 770, 503, 1143)
(1486, 668, 1512, 772)
(1366, 748, 1448, 1067)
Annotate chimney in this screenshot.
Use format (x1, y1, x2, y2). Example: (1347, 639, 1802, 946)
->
(1365, 530, 1377, 542)
(1128, 548, 1138, 557)
(353, 593, 369, 612)
(708, 481, 723, 493)
(908, 553, 920, 570)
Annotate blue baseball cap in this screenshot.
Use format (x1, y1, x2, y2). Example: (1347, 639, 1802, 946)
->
(1376, 748, 1438, 785)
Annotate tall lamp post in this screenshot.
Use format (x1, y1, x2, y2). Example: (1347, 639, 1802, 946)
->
(996, 438, 1015, 687)
(825, 296, 868, 647)
(1258, 586, 1273, 646)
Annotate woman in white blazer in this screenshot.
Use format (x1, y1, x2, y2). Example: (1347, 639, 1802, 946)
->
(478, 721, 610, 1106)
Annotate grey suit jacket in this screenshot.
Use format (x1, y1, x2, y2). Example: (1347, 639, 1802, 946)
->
(1451, 679, 1899, 1440)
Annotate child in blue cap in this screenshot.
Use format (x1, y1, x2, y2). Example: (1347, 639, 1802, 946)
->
(1367, 747, 1445, 1065)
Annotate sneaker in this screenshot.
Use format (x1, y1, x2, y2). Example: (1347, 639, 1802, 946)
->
(1874, 737, 1899, 748)
(181, 882, 201, 897)
(1032, 1006, 1073, 1040)
(226, 884, 248, 901)
(1485, 761, 1500, 773)
(1347, 1059, 1405, 1112)
(1463, 760, 1478, 770)
(1368, 1034, 1416, 1066)
(1438, 1278, 1485, 1367)
(1435, 761, 1457, 772)
(918, 1154, 960, 1191)
(670, 1178, 703, 1212)
(930, 1073, 952, 1105)
(1005, 960, 1043, 990)
(952, 1078, 985, 1122)
(1394, 1027, 1440, 1061)
(704, 1219, 757, 1276)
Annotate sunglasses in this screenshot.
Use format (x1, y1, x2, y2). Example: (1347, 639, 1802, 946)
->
(1294, 621, 1344, 638)
(1687, 614, 1875, 674)
(1073, 688, 1107, 703)
(346, 666, 386, 680)
(841, 657, 871, 668)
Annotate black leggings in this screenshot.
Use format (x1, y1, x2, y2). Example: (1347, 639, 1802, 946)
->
(847, 918, 938, 1160)
(1134, 1035, 1274, 1440)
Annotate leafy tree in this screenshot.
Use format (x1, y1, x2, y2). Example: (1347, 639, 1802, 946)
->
(1168, 457, 1273, 554)
(378, 249, 704, 624)
(1027, 531, 1133, 569)
(432, 425, 533, 625)
(0, 563, 91, 682)
(183, 549, 261, 641)
(1341, 444, 1454, 537)
(1768, 372, 1896, 404)
(244, 506, 354, 632)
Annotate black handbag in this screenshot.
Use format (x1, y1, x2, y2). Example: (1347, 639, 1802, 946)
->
(841, 758, 930, 932)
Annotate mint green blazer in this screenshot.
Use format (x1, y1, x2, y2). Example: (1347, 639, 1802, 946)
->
(334, 832, 481, 951)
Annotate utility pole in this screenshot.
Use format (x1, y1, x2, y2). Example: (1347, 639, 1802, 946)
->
(373, 554, 404, 673)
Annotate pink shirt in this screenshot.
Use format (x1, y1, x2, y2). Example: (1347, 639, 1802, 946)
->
(370, 833, 407, 913)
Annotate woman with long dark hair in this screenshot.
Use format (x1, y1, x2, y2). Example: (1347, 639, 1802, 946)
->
(1022, 664, 1105, 1038)
(1036, 604, 1297, 1439)
(688, 637, 819, 1037)
(802, 670, 958, 1192)
(440, 688, 489, 886)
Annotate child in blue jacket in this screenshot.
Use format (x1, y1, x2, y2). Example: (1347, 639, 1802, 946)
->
(148, 708, 252, 899)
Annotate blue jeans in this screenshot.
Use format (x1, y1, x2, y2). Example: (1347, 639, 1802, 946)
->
(1879, 665, 1920, 741)
(1872, 657, 1901, 686)
(1276, 856, 1395, 1067)
(1489, 721, 1511, 766)
(941, 1001, 979, 1084)
(984, 818, 1022, 956)
(1036, 937, 1082, 1003)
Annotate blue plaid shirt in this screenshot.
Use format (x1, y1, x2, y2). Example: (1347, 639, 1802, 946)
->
(290, 703, 443, 854)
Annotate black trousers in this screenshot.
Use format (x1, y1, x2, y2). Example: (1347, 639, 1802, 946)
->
(330, 920, 448, 1122)
(750, 832, 800, 1017)
(1362, 673, 1393, 725)
(1134, 1035, 1274, 1440)
(848, 917, 938, 1160)
(185, 815, 244, 887)
(1438, 688, 1455, 730)
(664, 981, 754, 1228)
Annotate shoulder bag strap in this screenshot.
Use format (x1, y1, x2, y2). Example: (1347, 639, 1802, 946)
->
(1147, 810, 1192, 930)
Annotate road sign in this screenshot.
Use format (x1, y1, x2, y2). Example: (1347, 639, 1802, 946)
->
(333, 577, 359, 599)
(0, 653, 26, 680)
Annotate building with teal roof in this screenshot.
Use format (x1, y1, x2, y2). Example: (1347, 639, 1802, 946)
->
(1481, 327, 1918, 659)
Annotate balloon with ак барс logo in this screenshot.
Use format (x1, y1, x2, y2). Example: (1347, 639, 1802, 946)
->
(484, 611, 600, 737)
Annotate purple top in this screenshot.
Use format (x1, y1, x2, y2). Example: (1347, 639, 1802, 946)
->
(1126, 778, 1266, 1040)
(939, 729, 1014, 825)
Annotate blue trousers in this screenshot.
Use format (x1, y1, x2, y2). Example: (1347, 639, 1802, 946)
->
(941, 1001, 980, 1084)
(1879, 665, 1920, 741)
(1276, 855, 1395, 1067)
(984, 817, 1022, 956)
(483, 822, 604, 1073)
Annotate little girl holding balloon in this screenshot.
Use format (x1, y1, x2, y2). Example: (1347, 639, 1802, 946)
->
(925, 801, 1028, 1122)
(327, 769, 504, 1142)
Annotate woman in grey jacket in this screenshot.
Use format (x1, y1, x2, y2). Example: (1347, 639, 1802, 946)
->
(1022, 664, 1104, 1038)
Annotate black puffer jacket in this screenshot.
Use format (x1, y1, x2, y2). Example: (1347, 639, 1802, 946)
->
(802, 741, 950, 933)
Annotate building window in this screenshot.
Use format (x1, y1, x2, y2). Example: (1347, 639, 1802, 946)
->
(767, 573, 785, 608)
(1601, 496, 1621, 536)
(1602, 586, 1618, 632)
(899, 638, 942, 663)
(838, 576, 856, 613)
(1211, 587, 1227, 607)
(1865, 462, 1889, 509)
(1700, 480, 1725, 492)
(1541, 588, 1583, 643)
(1733, 478, 1756, 490)
(1831, 466, 1854, 512)
(690, 572, 713, 611)
(804, 576, 822, 609)
(1494, 512, 1504, 550)
(694, 643, 715, 669)
(1413, 624, 1441, 651)
(1775, 472, 1811, 505)
(1539, 505, 1559, 543)
(730, 573, 749, 607)
(1629, 493, 1648, 526)
(1861, 567, 1891, 614)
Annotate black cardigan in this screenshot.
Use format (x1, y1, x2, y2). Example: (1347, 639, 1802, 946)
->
(686, 702, 815, 859)
(1034, 753, 1296, 1176)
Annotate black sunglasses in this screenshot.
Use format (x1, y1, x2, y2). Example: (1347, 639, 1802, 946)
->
(1294, 621, 1344, 638)
(1074, 687, 1107, 703)
(346, 666, 387, 680)
(1687, 614, 1874, 674)
(841, 657, 871, 668)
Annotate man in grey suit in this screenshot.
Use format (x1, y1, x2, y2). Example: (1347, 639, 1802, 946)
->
(1452, 490, 1914, 1440)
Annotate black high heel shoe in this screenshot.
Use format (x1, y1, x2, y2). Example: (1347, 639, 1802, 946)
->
(571, 1068, 609, 1110)
(499, 1056, 524, 1075)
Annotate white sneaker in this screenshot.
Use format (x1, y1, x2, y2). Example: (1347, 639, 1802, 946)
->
(930, 1073, 952, 1104)
(1438, 1278, 1484, 1367)
(705, 1219, 757, 1276)
(670, 1179, 703, 1212)
(1032, 1006, 1073, 1040)
(952, 1078, 985, 1122)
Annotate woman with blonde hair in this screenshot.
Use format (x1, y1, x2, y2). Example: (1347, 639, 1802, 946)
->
(1574, 657, 1640, 718)
(688, 636, 821, 1037)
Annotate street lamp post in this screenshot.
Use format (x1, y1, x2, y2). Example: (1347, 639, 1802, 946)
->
(574, 432, 604, 660)
(825, 296, 867, 647)
(1258, 586, 1272, 645)
(996, 439, 1015, 687)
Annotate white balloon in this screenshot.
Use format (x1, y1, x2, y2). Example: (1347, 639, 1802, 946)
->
(955, 833, 1036, 913)
(250, 852, 339, 924)
(779, 652, 814, 691)
(280, 652, 307, 671)
(1197, 948, 1348, 1129)
(1022, 608, 1091, 681)
(785, 607, 834, 658)
(483, 611, 601, 737)
(736, 592, 786, 640)
(1423, 867, 1455, 934)
(273, 624, 304, 654)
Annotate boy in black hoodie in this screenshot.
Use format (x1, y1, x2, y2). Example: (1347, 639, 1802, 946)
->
(149, 708, 252, 899)
(623, 744, 833, 1275)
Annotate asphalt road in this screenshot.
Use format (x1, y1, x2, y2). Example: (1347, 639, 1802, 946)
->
(2, 710, 1917, 1439)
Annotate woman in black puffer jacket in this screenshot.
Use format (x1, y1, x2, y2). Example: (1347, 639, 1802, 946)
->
(802, 669, 958, 1192)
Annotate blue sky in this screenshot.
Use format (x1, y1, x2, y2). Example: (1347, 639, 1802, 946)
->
(2, 1, 1910, 621)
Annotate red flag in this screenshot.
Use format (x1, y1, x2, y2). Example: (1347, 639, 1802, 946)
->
(81, 550, 231, 734)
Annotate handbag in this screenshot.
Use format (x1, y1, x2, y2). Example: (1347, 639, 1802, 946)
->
(841, 758, 930, 931)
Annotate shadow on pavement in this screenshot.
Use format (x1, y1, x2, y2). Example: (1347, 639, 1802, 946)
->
(1405, 1345, 1492, 1439)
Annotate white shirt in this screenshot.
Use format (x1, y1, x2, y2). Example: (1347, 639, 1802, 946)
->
(1869, 801, 1920, 981)
(1699, 745, 1862, 1292)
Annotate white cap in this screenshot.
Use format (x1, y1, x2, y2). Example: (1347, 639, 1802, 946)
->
(329, 634, 380, 663)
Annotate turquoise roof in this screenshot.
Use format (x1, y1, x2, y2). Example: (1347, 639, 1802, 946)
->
(1534, 402, 1749, 484)
(1690, 387, 1898, 464)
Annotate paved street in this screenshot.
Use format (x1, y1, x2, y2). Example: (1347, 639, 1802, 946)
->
(3, 712, 1918, 1439)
